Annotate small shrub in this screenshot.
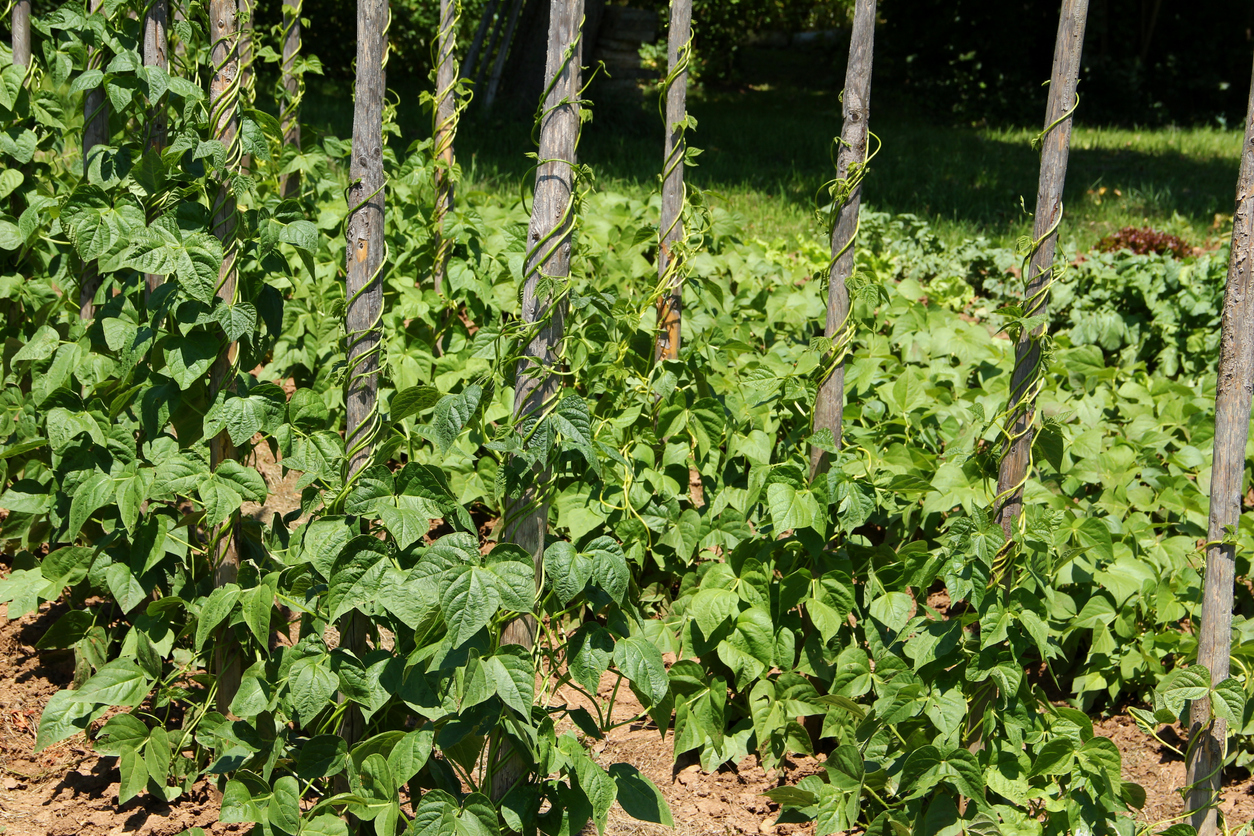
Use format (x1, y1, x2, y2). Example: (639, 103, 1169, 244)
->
(1096, 226, 1190, 258)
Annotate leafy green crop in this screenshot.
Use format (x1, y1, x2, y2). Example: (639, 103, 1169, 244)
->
(1, 1, 1250, 835)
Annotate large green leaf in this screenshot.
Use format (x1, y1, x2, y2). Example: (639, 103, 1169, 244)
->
(613, 635, 668, 705)
(68, 659, 151, 708)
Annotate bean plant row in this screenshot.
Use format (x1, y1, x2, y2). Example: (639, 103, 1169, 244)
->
(0, 1, 1252, 835)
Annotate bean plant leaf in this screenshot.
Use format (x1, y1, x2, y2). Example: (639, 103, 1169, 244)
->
(68, 659, 150, 708)
(614, 635, 669, 705)
(608, 763, 673, 826)
(427, 385, 482, 454)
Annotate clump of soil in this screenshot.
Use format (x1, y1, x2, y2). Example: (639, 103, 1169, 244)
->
(0, 595, 247, 835)
(4, 555, 1254, 835)
(1096, 714, 1254, 830)
(1095, 226, 1190, 259)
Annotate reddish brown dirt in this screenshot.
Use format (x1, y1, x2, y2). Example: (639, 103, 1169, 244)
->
(240, 435, 305, 527)
(0, 589, 817, 836)
(3, 575, 1254, 834)
(571, 674, 821, 836)
(1096, 714, 1254, 831)
(0, 598, 246, 835)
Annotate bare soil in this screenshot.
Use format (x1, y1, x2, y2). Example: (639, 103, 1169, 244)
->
(4, 587, 1254, 836)
(0, 596, 247, 835)
(1096, 714, 1254, 831)
(570, 673, 822, 836)
(4, 431, 1254, 835)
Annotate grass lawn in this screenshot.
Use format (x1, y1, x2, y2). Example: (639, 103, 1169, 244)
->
(297, 45, 1244, 252)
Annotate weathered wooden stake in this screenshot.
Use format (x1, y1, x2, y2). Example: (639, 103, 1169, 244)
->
(493, 0, 582, 799)
(278, 0, 303, 199)
(340, 0, 388, 753)
(809, 0, 875, 478)
(208, 0, 243, 713)
(1184, 48, 1254, 836)
(432, 0, 457, 295)
(173, 0, 186, 65)
(79, 0, 109, 320)
(143, 0, 168, 300)
(473, 0, 508, 93)
(11, 0, 29, 67)
(461, 0, 498, 83)
(238, 0, 255, 173)
(653, 0, 691, 364)
(482, 0, 523, 112)
(993, 0, 1088, 536)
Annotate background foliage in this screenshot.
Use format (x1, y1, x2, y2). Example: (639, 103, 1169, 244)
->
(4, 0, 1254, 833)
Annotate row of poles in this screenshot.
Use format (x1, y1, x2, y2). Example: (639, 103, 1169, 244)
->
(6, 0, 1254, 829)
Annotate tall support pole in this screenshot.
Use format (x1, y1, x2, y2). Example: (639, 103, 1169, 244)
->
(993, 0, 1088, 536)
(461, 0, 498, 83)
(482, 0, 523, 113)
(143, 0, 168, 300)
(278, 0, 303, 199)
(238, 0, 255, 173)
(809, 0, 875, 478)
(80, 0, 109, 320)
(432, 0, 457, 296)
(208, 0, 243, 713)
(11, 0, 29, 67)
(653, 0, 691, 364)
(341, 0, 388, 753)
(501, 0, 581, 648)
(173, 0, 187, 66)
(472, 0, 508, 93)
(1185, 49, 1254, 836)
(493, 0, 582, 800)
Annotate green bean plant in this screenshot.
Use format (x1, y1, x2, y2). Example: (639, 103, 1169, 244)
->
(0, 2, 675, 834)
(4, 2, 1254, 836)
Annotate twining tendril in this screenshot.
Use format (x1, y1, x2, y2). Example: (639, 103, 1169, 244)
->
(989, 207, 1067, 581)
(430, 0, 464, 297)
(342, 178, 389, 481)
(496, 23, 596, 537)
(240, 0, 255, 110)
(205, 4, 243, 566)
(340, 8, 392, 489)
(809, 130, 882, 383)
(1031, 88, 1079, 153)
(987, 81, 1084, 581)
(654, 21, 692, 317)
(208, 13, 243, 309)
(276, 0, 303, 167)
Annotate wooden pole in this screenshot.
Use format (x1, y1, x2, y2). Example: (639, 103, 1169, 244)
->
(1184, 48, 1254, 836)
(11, 0, 29, 67)
(79, 0, 109, 320)
(482, 0, 523, 112)
(653, 0, 691, 364)
(278, 0, 303, 199)
(143, 0, 168, 300)
(173, 0, 186, 66)
(502, 0, 581, 647)
(340, 0, 388, 754)
(993, 0, 1088, 537)
(473, 0, 508, 94)
(143, 0, 168, 164)
(208, 0, 243, 713)
(461, 0, 498, 83)
(432, 0, 457, 296)
(809, 0, 875, 478)
(493, 0, 582, 797)
(238, 0, 255, 173)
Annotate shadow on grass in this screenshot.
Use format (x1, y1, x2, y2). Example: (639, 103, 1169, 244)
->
(293, 46, 1243, 249)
